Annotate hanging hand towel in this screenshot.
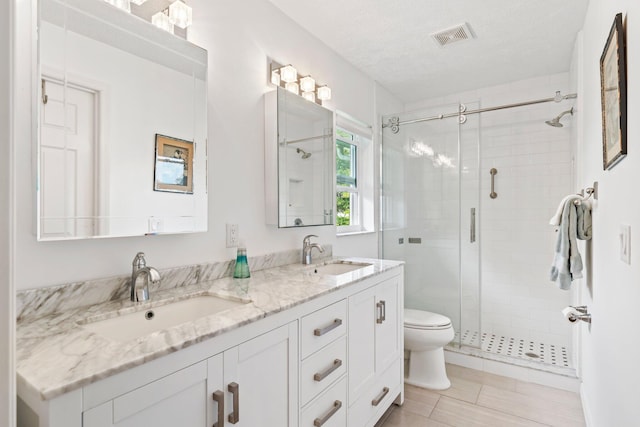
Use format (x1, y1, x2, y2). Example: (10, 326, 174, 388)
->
(550, 198, 592, 290)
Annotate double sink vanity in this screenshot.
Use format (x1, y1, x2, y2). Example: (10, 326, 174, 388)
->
(17, 257, 404, 427)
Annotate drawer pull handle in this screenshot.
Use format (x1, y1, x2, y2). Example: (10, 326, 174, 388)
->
(314, 318, 342, 336)
(376, 301, 386, 324)
(313, 400, 342, 427)
(314, 359, 342, 382)
(371, 387, 389, 406)
(212, 390, 224, 427)
(228, 382, 239, 424)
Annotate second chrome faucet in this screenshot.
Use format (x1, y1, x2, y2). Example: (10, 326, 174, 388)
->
(302, 235, 324, 265)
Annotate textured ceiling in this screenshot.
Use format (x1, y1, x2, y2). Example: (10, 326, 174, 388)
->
(268, 0, 590, 103)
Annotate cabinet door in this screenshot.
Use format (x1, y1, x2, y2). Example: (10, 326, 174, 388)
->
(83, 361, 208, 427)
(223, 322, 298, 427)
(375, 276, 401, 373)
(348, 285, 376, 404)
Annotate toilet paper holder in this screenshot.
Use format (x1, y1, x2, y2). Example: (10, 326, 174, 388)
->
(566, 305, 592, 324)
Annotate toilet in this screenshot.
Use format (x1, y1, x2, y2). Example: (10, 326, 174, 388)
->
(404, 308, 455, 390)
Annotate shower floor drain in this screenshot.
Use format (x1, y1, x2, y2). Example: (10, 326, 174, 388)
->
(451, 330, 571, 368)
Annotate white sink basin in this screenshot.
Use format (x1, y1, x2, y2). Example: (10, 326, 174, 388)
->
(81, 295, 250, 341)
(312, 261, 372, 276)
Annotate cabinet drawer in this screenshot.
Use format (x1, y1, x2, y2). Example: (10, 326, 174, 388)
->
(301, 299, 347, 359)
(300, 336, 347, 406)
(348, 357, 401, 427)
(301, 376, 347, 427)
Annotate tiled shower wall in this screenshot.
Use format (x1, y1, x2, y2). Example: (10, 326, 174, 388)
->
(403, 72, 575, 350)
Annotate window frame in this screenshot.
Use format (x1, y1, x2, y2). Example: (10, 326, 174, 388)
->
(336, 127, 363, 234)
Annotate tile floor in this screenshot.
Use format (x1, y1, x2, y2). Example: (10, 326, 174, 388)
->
(376, 364, 586, 427)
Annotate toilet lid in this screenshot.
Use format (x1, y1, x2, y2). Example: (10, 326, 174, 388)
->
(404, 308, 452, 329)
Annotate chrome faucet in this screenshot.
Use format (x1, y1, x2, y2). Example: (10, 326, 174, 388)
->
(130, 252, 161, 302)
(302, 235, 324, 265)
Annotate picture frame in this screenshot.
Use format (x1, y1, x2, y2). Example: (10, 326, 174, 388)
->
(154, 134, 194, 194)
(600, 13, 627, 170)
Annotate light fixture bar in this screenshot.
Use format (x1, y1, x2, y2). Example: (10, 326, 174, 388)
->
(269, 61, 332, 105)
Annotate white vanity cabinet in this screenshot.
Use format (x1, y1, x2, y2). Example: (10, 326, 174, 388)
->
(348, 274, 403, 427)
(17, 265, 404, 427)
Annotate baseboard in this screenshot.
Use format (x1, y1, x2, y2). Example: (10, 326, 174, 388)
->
(580, 383, 594, 427)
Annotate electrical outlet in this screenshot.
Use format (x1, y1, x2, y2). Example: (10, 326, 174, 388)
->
(226, 224, 239, 247)
(620, 224, 631, 264)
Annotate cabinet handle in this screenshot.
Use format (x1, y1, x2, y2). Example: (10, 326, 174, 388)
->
(313, 359, 342, 382)
(314, 318, 342, 336)
(313, 400, 342, 427)
(376, 301, 386, 324)
(371, 387, 389, 406)
(212, 390, 224, 427)
(227, 382, 239, 424)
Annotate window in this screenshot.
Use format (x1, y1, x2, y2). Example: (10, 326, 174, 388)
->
(335, 116, 373, 235)
(336, 129, 359, 230)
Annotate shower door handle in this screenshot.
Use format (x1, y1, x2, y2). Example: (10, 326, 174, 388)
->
(470, 208, 476, 243)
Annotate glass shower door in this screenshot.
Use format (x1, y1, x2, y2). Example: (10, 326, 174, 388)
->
(381, 102, 480, 349)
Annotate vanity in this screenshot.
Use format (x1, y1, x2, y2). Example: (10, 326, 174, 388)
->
(17, 258, 404, 427)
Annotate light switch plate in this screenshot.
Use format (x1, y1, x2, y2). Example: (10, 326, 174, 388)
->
(620, 224, 631, 264)
(226, 224, 239, 248)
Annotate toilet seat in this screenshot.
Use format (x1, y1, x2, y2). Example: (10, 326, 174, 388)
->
(405, 308, 452, 330)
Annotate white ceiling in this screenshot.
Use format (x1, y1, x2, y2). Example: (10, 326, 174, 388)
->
(268, 0, 590, 103)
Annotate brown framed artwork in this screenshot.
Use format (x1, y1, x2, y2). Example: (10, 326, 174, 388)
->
(600, 13, 627, 170)
(154, 134, 194, 194)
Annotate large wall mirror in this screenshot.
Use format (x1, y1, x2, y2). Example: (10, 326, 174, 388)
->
(37, 0, 208, 240)
(265, 87, 334, 228)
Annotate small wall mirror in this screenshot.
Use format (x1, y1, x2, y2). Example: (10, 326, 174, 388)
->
(37, 0, 208, 240)
(265, 87, 334, 227)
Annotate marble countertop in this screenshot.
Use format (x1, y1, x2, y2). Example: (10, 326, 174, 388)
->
(16, 258, 403, 401)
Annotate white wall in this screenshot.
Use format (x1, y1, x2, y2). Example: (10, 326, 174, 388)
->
(576, 0, 640, 424)
(1, 0, 15, 424)
(12, 0, 402, 290)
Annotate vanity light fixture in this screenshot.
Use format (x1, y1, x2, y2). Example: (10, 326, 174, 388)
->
(104, 0, 131, 13)
(169, 0, 193, 29)
(152, 11, 174, 33)
(302, 91, 316, 103)
(280, 65, 298, 83)
(285, 81, 300, 95)
(317, 85, 332, 101)
(271, 69, 281, 86)
(299, 75, 316, 93)
(269, 62, 332, 105)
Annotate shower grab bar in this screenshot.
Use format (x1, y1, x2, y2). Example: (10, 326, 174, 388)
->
(470, 208, 476, 243)
(489, 168, 498, 199)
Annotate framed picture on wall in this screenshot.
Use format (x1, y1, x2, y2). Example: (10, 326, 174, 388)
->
(154, 134, 194, 194)
(600, 13, 627, 170)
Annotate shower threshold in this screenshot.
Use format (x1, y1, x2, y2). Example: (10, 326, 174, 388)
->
(446, 330, 576, 377)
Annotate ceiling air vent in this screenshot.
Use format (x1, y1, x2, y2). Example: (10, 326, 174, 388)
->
(430, 22, 475, 47)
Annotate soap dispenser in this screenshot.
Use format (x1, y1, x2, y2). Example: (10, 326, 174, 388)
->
(233, 243, 250, 279)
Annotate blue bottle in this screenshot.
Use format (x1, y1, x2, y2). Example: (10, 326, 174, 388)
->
(233, 246, 250, 279)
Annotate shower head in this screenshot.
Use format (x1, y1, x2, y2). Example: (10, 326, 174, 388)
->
(545, 107, 574, 128)
(296, 147, 312, 159)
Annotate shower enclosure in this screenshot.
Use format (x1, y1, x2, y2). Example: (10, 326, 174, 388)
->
(381, 91, 576, 374)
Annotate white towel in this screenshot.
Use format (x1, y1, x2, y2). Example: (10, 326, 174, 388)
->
(549, 194, 582, 226)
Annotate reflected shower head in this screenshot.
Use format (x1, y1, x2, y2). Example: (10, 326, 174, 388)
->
(545, 107, 574, 128)
(296, 148, 312, 159)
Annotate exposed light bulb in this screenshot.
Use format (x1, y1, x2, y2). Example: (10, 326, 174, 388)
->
(317, 85, 331, 101)
(104, 0, 131, 13)
(299, 76, 316, 93)
(285, 81, 299, 95)
(280, 65, 298, 83)
(152, 11, 174, 33)
(270, 69, 281, 86)
(169, 0, 193, 29)
(302, 91, 316, 103)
